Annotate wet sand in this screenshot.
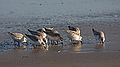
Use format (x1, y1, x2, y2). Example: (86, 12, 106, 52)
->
(0, 15, 120, 67)
(0, 23, 119, 67)
(0, 50, 120, 67)
(0, 0, 120, 66)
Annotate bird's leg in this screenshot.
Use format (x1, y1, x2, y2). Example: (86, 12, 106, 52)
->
(17, 41, 20, 47)
(47, 38, 50, 45)
(13, 40, 19, 48)
(44, 38, 49, 50)
(38, 40, 42, 46)
(42, 39, 49, 50)
(56, 41, 58, 45)
(32, 44, 36, 48)
(43, 38, 48, 45)
(51, 40, 54, 45)
(21, 42, 28, 48)
(53, 41, 57, 45)
(13, 40, 16, 47)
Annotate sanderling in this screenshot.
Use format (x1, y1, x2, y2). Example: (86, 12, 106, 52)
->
(43, 27, 63, 45)
(43, 27, 59, 34)
(25, 33, 48, 50)
(92, 28, 105, 44)
(27, 29, 48, 49)
(66, 26, 82, 44)
(8, 32, 27, 48)
(27, 28, 47, 41)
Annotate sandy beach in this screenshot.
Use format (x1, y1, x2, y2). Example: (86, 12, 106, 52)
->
(0, 16, 120, 67)
(0, 0, 120, 67)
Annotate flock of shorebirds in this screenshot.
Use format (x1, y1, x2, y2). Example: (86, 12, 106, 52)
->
(8, 26, 105, 50)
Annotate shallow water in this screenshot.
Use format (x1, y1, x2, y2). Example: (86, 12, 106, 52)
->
(0, 40, 102, 53)
(0, 39, 119, 54)
(0, 8, 120, 53)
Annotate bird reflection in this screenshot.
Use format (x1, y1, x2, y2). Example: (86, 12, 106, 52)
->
(30, 45, 49, 54)
(95, 43, 105, 49)
(48, 45, 63, 52)
(70, 41, 82, 52)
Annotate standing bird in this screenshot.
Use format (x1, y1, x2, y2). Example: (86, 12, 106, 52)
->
(27, 28, 48, 49)
(43, 27, 59, 34)
(28, 28, 46, 36)
(43, 27, 63, 45)
(92, 28, 105, 44)
(8, 32, 27, 48)
(66, 26, 82, 44)
(27, 28, 47, 44)
(25, 33, 48, 50)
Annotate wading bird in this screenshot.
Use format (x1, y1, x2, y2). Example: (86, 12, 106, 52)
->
(8, 32, 27, 48)
(92, 28, 105, 44)
(66, 26, 82, 44)
(43, 27, 63, 45)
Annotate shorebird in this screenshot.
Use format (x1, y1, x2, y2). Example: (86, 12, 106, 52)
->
(43, 27, 59, 34)
(43, 27, 63, 45)
(25, 34, 48, 50)
(28, 28, 46, 35)
(27, 28, 47, 43)
(27, 29, 48, 49)
(66, 26, 82, 44)
(8, 32, 27, 48)
(92, 28, 105, 44)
